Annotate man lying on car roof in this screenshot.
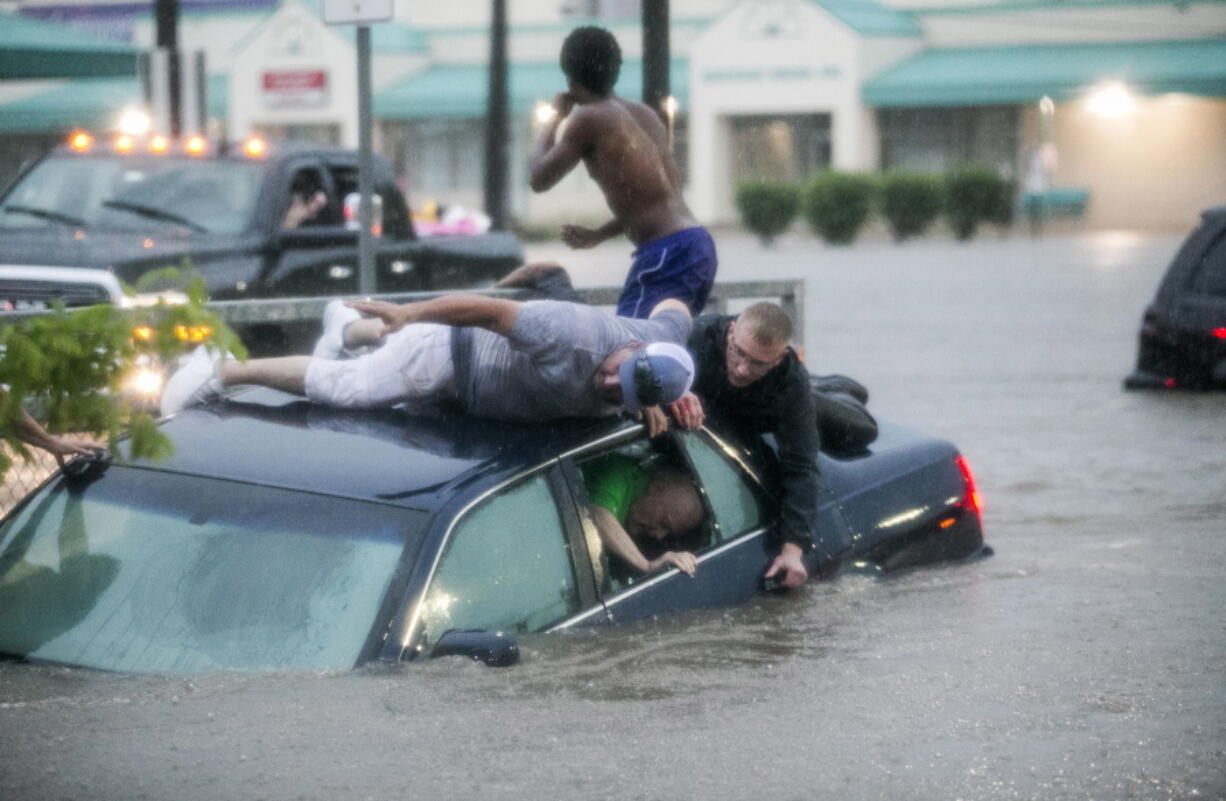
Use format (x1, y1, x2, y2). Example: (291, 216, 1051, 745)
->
(161, 289, 695, 424)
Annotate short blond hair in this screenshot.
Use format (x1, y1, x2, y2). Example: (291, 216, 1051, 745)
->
(738, 302, 793, 348)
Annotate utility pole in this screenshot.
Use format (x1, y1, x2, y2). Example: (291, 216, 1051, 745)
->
(154, 0, 181, 137)
(642, 0, 670, 125)
(484, 0, 510, 231)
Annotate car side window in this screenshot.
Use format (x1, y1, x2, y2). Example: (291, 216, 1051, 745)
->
(282, 166, 333, 229)
(419, 472, 580, 641)
(574, 438, 711, 593)
(1189, 231, 1226, 297)
(680, 431, 766, 543)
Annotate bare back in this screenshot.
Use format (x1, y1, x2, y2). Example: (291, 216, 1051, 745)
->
(571, 97, 698, 245)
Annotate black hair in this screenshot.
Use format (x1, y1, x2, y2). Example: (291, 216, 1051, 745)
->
(560, 26, 622, 96)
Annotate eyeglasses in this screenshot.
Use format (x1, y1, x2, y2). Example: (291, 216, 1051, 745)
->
(727, 339, 783, 374)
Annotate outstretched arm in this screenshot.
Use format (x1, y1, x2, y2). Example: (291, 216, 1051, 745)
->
(347, 295, 523, 338)
(11, 408, 104, 462)
(589, 504, 697, 576)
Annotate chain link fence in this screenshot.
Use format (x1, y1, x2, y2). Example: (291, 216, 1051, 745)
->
(2, 438, 89, 516)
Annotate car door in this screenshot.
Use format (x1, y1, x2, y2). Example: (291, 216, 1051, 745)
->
(410, 466, 601, 652)
(559, 428, 845, 626)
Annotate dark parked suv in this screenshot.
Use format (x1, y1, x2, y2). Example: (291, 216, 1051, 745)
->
(1124, 205, 1226, 390)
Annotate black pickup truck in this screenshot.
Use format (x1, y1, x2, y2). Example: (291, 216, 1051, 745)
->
(0, 138, 522, 350)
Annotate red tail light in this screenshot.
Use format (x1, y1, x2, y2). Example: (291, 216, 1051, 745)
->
(1212, 328, 1226, 340)
(955, 455, 982, 519)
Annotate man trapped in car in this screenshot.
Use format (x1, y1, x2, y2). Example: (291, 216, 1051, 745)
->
(160, 293, 695, 424)
(529, 26, 717, 319)
(583, 452, 703, 578)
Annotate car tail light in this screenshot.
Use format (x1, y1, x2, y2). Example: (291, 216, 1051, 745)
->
(1212, 328, 1226, 340)
(955, 454, 982, 520)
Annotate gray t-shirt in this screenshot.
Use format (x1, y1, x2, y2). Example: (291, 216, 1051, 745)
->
(450, 300, 691, 422)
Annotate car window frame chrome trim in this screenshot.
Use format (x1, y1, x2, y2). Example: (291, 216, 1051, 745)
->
(558, 526, 772, 622)
(388, 456, 605, 662)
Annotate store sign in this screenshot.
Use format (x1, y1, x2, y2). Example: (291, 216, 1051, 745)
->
(323, 0, 393, 25)
(262, 70, 328, 109)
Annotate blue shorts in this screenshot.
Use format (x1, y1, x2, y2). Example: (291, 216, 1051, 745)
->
(616, 226, 718, 319)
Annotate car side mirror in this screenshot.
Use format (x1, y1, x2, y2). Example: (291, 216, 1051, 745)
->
(430, 628, 519, 667)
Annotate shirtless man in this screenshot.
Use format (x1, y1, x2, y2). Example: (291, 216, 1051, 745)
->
(529, 26, 717, 319)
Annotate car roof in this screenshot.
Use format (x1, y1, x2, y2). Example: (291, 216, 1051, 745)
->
(138, 387, 629, 513)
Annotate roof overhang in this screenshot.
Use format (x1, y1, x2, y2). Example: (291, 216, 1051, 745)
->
(375, 59, 690, 120)
(0, 12, 138, 79)
(863, 37, 1226, 107)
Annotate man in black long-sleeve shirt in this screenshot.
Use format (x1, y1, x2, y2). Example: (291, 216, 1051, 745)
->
(671, 303, 818, 588)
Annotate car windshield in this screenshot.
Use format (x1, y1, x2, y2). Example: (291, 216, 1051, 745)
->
(0, 155, 265, 235)
(0, 467, 425, 673)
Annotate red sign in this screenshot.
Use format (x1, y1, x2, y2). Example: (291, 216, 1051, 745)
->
(262, 70, 328, 109)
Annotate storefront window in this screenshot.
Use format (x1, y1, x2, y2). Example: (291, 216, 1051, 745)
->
(393, 119, 486, 195)
(879, 107, 1019, 177)
(729, 114, 831, 185)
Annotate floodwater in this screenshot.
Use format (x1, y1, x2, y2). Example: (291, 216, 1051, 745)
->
(2, 230, 1223, 801)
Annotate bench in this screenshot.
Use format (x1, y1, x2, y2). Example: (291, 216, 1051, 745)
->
(1021, 188, 1090, 235)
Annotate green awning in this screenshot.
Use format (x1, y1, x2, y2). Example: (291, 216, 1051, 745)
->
(0, 12, 138, 80)
(376, 59, 689, 119)
(0, 76, 229, 135)
(863, 38, 1226, 107)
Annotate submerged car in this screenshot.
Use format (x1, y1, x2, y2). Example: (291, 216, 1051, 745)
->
(0, 388, 986, 672)
(1124, 205, 1226, 390)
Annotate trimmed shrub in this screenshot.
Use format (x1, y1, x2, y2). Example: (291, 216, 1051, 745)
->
(802, 171, 875, 245)
(944, 167, 1008, 241)
(734, 182, 800, 246)
(879, 172, 943, 241)
(984, 177, 1017, 229)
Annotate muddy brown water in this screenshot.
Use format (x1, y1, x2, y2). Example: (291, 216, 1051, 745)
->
(1, 231, 1223, 801)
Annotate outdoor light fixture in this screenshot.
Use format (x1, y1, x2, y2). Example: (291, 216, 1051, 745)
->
(185, 136, 207, 155)
(114, 135, 135, 153)
(1085, 81, 1136, 118)
(534, 101, 557, 125)
(244, 137, 267, 157)
(69, 132, 93, 152)
(149, 135, 170, 153)
(117, 107, 152, 136)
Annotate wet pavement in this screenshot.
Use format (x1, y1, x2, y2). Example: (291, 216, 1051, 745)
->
(1, 229, 1223, 800)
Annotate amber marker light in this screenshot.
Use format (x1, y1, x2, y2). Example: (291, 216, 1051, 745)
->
(174, 325, 213, 343)
(131, 325, 155, 342)
(244, 137, 267, 158)
(114, 134, 135, 153)
(939, 517, 956, 529)
(69, 132, 93, 152)
(185, 136, 207, 156)
(150, 135, 170, 153)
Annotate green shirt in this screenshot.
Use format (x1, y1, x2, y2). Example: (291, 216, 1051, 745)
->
(583, 454, 650, 525)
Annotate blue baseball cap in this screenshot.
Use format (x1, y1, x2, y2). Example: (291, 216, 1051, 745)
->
(618, 342, 695, 414)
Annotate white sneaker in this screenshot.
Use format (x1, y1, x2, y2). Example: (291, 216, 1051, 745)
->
(312, 299, 362, 360)
(160, 346, 227, 416)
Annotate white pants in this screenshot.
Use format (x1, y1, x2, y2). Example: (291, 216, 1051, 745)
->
(304, 323, 455, 410)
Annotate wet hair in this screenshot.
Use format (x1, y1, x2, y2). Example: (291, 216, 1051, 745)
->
(739, 302, 794, 348)
(560, 26, 622, 96)
(646, 467, 703, 530)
